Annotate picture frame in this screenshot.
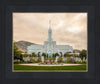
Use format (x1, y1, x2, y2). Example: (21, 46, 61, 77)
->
(1, 0, 99, 84)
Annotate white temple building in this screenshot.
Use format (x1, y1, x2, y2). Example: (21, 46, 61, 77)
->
(27, 21, 73, 57)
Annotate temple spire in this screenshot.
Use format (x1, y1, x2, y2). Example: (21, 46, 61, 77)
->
(48, 20, 52, 41)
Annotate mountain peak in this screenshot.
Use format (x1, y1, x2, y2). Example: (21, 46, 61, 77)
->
(15, 41, 37, 52)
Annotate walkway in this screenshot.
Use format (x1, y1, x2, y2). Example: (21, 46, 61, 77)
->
(19, 63, 82, 66)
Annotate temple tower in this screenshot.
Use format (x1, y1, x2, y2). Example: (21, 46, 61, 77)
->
(48, 20, 53, 41)
(47, 20, 53, 58)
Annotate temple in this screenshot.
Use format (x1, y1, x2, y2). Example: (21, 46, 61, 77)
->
(27, 20, 73, 57)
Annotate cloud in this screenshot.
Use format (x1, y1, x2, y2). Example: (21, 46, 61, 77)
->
(13, 13, 87, 50)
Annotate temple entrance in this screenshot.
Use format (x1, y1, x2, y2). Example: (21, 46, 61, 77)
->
(48, 50, 53, 58)
(48, 53, 53, 58)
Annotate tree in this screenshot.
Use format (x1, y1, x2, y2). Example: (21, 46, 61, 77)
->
(37, 52, 41, 57)
(32, 52, 36, 57)
(23, 53, 30, 57)
(13, 42, 18, 58)
(42, 53, 46, 57)
(37, 58, 42, 62)
(67, 51, 72, 53)
(64, 52, 71, 57)
(60, 52, 63, 57)
(20, 54, 23, 61)
(54, 53, 59, 57)
(58, 57, 64, 63)
(13, 42, 23, 60)
(79, 49, 87, 61)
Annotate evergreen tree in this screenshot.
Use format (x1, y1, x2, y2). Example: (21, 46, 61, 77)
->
(79, 49, 87, 61)
(42, 53, 46, 57)
(54, 53, 59, 57)
(32, 52, 36, 57)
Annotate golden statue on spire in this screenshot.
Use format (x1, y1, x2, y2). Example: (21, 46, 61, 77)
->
(49, 20, 51, 29)
(49, 20, 51, 24)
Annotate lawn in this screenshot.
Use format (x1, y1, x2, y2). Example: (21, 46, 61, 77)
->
(13, 64, 87, 71)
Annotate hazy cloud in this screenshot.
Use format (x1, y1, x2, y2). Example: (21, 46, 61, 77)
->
(13, 13, 87, 50)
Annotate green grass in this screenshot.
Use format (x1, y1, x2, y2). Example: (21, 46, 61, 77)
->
(13, 64, 87, 71)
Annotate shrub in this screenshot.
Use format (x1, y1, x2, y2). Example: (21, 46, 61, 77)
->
(57, 57, 64, 63)
(66, 57, 76, 63)
(14, 60, 21, 64)
(30, 59, 35, 63)
(37, 58, 42, 63)
(54, 62, 57, 64)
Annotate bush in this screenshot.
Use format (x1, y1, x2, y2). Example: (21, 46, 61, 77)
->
(30, 59, 35, 63)
(57, 57, 64, 63)
(66, 57, 76, 63)
(52, 57, 55, 61)
(21, 61, 27, 63)
(73, 61, 86, 64)
(37, 58, 42, 63)
(54, 62, 57, 64)
(14, 60, 21, 64)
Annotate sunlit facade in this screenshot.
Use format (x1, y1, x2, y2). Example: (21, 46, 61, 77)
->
(27, 21, 73, 57)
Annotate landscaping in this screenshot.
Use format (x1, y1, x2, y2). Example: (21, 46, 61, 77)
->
(13, 42, 87, 71)
(14, 64, 87, 71)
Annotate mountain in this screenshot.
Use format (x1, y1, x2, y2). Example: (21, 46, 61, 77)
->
(15, 41, 37, 52)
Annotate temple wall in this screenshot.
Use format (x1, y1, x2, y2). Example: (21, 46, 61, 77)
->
(27, 42, 73, 56)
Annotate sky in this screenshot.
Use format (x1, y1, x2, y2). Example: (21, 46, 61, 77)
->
(13, 13, 87, 50)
